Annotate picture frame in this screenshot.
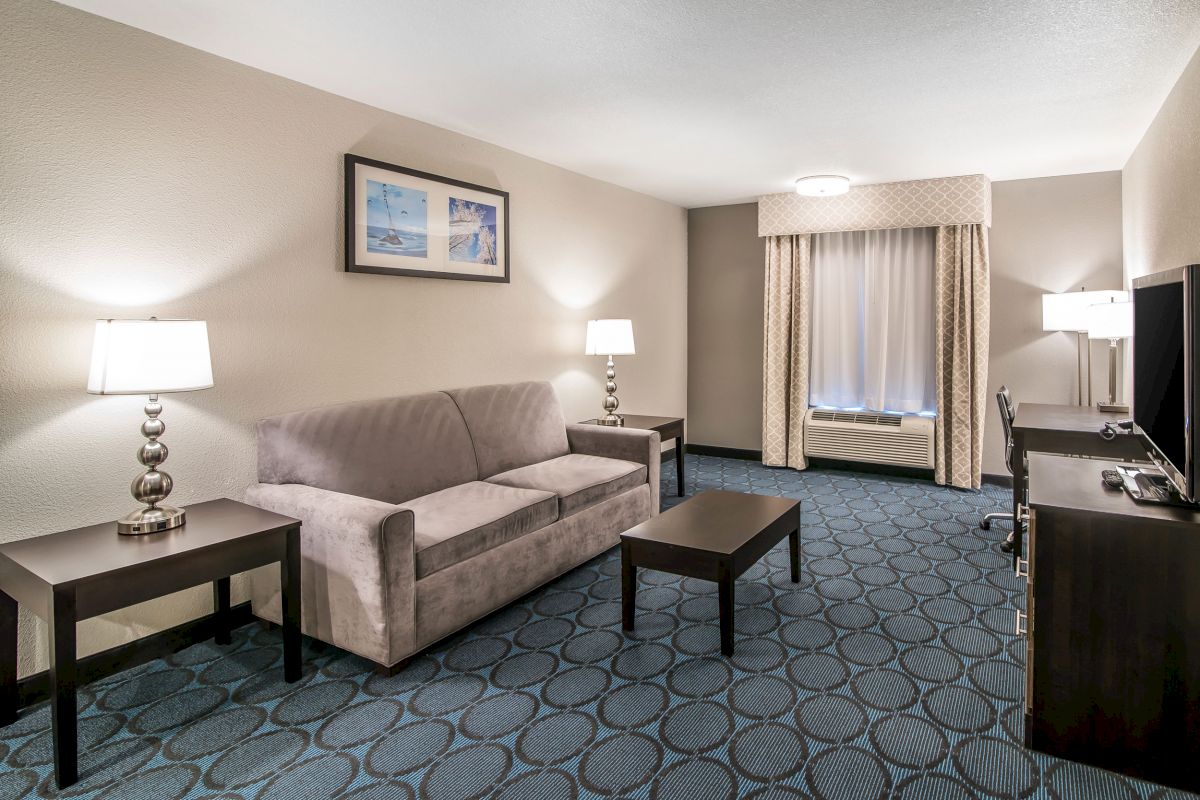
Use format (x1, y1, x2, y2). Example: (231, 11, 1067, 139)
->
(344, 153, 510, 283)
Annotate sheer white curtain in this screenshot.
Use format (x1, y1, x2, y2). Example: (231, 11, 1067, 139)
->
(809, 226, 936, 414)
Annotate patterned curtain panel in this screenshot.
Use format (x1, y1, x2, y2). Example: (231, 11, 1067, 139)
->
(762, 234, 812, 469)
(933, 224, 990, 489)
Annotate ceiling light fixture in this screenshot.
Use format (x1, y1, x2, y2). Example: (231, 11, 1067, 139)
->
(794, 175, 850, 197)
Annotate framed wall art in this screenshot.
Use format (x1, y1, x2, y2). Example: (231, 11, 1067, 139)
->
(344, 153, 509, 282)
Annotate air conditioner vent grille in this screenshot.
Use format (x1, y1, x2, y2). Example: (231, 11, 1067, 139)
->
(810, 410, 904, 427)
(804, 409, 934, 469)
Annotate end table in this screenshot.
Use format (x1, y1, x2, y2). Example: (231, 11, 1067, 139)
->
(581, 414, 685, 496)
(0, 498, 302, 789)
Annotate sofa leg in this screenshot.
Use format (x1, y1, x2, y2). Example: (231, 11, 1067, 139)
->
(376, 657, 413, 678)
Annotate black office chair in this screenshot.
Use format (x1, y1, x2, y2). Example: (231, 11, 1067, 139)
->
(981, 385, 1024, 551)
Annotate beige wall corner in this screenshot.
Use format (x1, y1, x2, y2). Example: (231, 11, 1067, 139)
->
(986, 172, 1125, 475)
(687, 204, 764, 451)
(1122, 43, 1200, 287)
(1121, 42, 1200, 405)
(0, 0, 687, 677)
(687, 173, 1125, 477)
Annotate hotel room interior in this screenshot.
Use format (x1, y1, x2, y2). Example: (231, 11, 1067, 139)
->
(2, 1, 1200, 797)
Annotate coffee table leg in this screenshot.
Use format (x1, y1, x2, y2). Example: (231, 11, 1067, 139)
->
(789, 528, 800, 583)
(621, 541, 636, 632)
(49, 586, 77, 788)
(281, 526, 302, 683)
(213, 577, 231, 646)
(718, 561, 734, 656)
(0, 590, 16, 726)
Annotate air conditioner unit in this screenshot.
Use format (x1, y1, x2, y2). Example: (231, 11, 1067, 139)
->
(803, 409, 934, 469)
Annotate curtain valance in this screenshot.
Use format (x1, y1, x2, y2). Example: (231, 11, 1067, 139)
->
(758, 174, 991, 237)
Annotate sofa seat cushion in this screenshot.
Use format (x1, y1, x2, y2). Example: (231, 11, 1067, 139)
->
(487, 454, 647, 518)
(404, 482, 558, 579)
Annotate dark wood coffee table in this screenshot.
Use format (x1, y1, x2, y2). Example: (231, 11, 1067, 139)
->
(0, 498, 302, 789)
(620, 490, 801, 655)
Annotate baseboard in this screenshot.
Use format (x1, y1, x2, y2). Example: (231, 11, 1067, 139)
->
(805, 457, 936, 482)
(17, 601, 255, 708)
(686, 443, 763, 461)
(982, 472, 1014, 489)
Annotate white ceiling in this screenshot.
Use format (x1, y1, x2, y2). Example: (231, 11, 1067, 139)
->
(59, 0, 1200, 208)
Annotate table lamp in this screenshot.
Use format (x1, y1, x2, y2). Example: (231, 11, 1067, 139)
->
(1042, 288, 1127, 406)
(1086, 298, 1133, 413)
(585, 319, 635, 426)
(88, 318, 214, 534)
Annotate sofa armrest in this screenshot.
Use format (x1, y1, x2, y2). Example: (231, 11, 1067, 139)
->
(566, 423, 661, 515)
(244, 483, 416, 666)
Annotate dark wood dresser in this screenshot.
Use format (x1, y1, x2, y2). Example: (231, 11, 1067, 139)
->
(1025, 453, 1200, 793)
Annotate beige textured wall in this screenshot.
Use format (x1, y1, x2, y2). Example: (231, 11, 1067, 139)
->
(1121, 43, 1200, 406)
(0, 0, 687, 677)
(687, 174, 1124, 476)
(687, 204, 763, 450)
(1123, 44, 1200, 287)
(985, 172, 1125, 476)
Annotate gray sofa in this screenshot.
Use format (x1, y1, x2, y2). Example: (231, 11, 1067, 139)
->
(245, 381, 659, 670)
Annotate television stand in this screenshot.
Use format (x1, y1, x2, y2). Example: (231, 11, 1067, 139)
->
(1025, 454, 1200, 793)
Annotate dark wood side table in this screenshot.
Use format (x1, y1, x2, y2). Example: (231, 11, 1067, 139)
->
(621, 490, 800, 655)
(581, 414, 686, 496)
(0, 498, 302, 789)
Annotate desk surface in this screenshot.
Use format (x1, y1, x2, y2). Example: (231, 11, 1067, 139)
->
(1028, 453, 1200, 525)
(1012, 403, 1128, 434)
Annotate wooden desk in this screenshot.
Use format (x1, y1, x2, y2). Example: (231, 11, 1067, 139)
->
(581, 414, 686, 496)
(0, 499, 302, 788)
(1009, 403, 1146, 567)
(1024, 453, 1200, 792)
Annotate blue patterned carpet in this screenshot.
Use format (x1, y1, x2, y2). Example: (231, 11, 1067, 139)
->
(1, 456, 1197, 799)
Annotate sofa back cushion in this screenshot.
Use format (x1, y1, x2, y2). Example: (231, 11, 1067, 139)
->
(447, 381, 570, 477)
(257, 392, 479, 504)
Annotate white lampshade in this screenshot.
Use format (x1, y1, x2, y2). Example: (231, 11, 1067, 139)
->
(1086, 299, 1133, 340)
(1042, 290, 1128, 332)
(795, 175, 850, 197)
(88, 319, 214, 394)
(585, 319, 636, 356)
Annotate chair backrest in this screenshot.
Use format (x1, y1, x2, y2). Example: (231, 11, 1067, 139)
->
(996, 385, 1016, 473)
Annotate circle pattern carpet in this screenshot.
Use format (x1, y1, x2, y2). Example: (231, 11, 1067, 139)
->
(1, 456, 1196, 799)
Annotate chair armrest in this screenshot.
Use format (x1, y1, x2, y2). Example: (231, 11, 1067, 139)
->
(566, 423, 661, 515)
(244, 482, 416, 666)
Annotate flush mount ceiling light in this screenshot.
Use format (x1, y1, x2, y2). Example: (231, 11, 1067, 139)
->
(794, 175, 851, 197)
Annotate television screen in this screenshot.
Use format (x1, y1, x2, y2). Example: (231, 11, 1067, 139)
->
(1133, 280, 1187, 489)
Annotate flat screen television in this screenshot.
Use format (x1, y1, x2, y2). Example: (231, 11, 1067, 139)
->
(1132, 264, 1200, 502)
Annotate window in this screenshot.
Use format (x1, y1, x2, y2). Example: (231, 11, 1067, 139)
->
(809, 226, 936, 415)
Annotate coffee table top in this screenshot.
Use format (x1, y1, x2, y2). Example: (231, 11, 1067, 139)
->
(622, 490, 799, 556)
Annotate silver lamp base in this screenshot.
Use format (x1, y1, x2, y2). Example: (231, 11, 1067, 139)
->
(598, 355, 625, 426)
(117, 505, 186, 535)
(117, 393, 186, 535)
